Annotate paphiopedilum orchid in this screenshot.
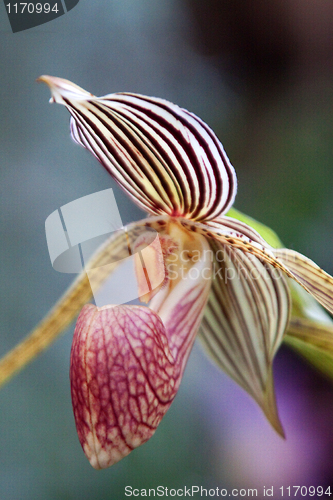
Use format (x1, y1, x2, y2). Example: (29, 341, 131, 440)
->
(1, 76, 333, 469)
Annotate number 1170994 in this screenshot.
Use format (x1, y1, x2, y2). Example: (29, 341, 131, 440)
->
(6, 3, 59, 14)
(280, 486, 331, 497)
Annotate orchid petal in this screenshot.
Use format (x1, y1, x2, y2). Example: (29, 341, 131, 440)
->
(186, 215, 333, 391)
(71, 304, 174, 469)
(276, 264, 333, 382)
(219, 210, 333, 381)
(198, 239, 290, 435)
(180, 216, 333, 316)
(272, 248, 333, 315)
(70, 230, 212, 468)
(223, 209, 333, 316)
(225, 209, 333, 320)
(38, 76, 237, 221)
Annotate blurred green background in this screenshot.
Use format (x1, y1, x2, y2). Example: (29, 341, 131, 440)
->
(1, 1, 333, 498)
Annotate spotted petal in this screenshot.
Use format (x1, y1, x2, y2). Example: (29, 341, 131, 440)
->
(38, 76, 237, 221)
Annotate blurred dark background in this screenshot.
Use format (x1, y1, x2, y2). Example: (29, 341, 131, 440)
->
(1, 1, 333, 498)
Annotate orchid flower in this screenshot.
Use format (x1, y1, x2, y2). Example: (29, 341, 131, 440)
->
(1, 77, 333, 470)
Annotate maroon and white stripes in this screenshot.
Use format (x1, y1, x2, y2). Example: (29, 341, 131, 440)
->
(39, 76, 237, 221)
